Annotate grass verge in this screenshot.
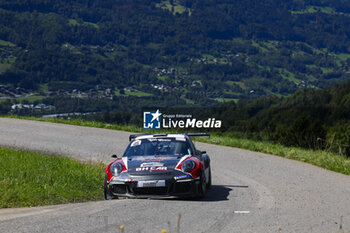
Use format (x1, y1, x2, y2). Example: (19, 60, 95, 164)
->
(2, 116, 350, 176)
(0, 147, 105, 208)
(199, 135, 350, 175)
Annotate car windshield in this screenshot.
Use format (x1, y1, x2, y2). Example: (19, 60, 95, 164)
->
(123, 138, 192, 157)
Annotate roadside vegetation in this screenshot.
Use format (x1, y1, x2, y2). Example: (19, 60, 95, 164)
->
(199, 134, 350, 175)
(4, 116, 350, 176)
(0, 147, 105, 208)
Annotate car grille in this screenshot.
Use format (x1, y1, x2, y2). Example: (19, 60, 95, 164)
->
(111, 184, 127, 194)
(173, 182, 192, 194)
(132, 187, 168, 195)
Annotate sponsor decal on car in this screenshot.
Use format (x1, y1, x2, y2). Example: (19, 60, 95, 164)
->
(130, 140, 141, 147)
(133, 157, 169, 161)
(174, 175, 191, 180)
(140, 162, 164, 167)
(136, 166, 168, 172)
(137, 180, 166, 187)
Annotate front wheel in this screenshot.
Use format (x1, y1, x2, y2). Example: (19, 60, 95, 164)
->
(197, 171, 207, 198)
(206, 167, 212, 190)
(104, 174, 116, 200)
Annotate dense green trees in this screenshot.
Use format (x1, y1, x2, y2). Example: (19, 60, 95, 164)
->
(205, 81, 350, 156)
(0, 0, 350, 97)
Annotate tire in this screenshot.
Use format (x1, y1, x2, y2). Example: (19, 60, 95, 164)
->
(206, 167, 212, 190)
(104, 174, 116, 200)
(197, 171, 207, 198)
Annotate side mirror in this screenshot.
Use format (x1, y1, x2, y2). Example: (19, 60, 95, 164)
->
(111, 154, 118, 158)
(196, 150, 207, 155)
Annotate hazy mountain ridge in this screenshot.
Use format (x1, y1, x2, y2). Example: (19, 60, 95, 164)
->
(0, 0, 350, 104)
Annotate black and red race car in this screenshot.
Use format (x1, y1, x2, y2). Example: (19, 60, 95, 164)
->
(104, 133, 211, 199)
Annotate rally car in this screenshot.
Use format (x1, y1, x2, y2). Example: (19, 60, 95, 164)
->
(104, 133, 211, 199)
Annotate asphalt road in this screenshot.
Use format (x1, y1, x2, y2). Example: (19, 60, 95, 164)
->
(0, 118, 349, 233)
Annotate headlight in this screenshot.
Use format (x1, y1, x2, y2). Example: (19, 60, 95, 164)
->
(110, 162, 123, 175)
(181, 159, 195, 173)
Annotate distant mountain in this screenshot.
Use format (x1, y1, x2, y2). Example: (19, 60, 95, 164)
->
(0, 0, 350, 104)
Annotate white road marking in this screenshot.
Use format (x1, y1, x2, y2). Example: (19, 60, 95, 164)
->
(234, 211, 250, 214)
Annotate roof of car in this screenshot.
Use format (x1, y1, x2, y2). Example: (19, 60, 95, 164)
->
(129, 132, 209, 141)
(133, 134, 187, 141)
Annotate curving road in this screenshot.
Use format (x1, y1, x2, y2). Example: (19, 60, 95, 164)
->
(0, 118, 349, 233)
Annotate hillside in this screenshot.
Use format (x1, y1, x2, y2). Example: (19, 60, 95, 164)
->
(0, 0, 350, 110)
(206, 79, 350, 156)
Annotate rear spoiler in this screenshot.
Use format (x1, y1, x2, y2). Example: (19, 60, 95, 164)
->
(129, 132, 210, 141)
(186, 132, 210, 137)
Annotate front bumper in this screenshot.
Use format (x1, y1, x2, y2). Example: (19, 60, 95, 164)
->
(107, 171, 200, 198)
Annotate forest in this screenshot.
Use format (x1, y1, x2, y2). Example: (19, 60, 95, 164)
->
(0, 0, 350, 102)
(214, 80, 350, 157)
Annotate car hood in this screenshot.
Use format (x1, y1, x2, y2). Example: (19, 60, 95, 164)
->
(125, 156, 183, 175)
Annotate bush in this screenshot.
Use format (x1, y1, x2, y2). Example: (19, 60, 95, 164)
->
(326, 124, 350, 157)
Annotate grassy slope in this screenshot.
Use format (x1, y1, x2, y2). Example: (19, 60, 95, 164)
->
(4, 116, 350, 176)
(115, 89, 153, 97)
(0, 147, 104, 208)
(290, 6, 336, 14)
(200, 135, 350, 175)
